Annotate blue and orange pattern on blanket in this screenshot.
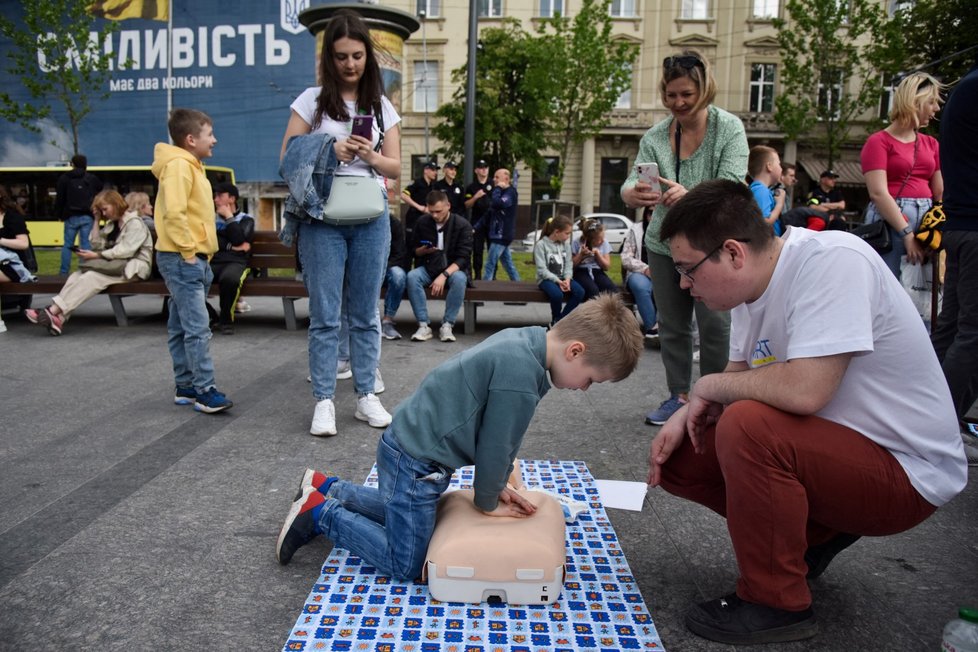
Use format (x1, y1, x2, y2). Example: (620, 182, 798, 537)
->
(283, 460, 664, 651)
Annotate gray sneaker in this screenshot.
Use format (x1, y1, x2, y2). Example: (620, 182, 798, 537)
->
(381, 320, 401, 340)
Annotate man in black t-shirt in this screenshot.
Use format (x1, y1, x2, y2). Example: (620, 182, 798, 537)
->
(433, 161, 465, 215)
(806, 170, 846, 224)
(464, 159, 493, 279)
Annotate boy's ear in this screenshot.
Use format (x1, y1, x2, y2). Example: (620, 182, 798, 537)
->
(564, 341, 586, 360)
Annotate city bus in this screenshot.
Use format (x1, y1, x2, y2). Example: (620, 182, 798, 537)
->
(0, 165, 235, 246)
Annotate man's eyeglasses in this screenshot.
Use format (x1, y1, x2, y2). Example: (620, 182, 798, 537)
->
(674, 239, 750, 283)
(664, 55, 704, 73)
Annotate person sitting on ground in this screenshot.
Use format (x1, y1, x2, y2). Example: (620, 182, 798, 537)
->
(408, 190, 473, 343)
(534, 214, 583, 326)
(621, 209, 658, 340)
(25, 190, 153, 336)
(208, 182, 255, 335)
(647, 179, 966, 645)
(275, 293, 644, 579)
(747, 145, 786, 235)
(381, 212, 409, 341)
(572, 218, 617, 301)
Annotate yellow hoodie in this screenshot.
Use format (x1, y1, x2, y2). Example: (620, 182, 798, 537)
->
(151, 143, 218, 259)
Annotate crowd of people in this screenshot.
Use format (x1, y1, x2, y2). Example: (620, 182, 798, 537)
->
(2, 17, 975, 645)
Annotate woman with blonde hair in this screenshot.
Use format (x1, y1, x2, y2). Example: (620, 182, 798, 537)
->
(619, 49, 748, 426)
(860, 72, 944, 279)
(25, 189, 153, 335)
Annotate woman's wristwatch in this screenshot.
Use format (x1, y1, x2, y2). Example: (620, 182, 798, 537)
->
(900, 225, 914, 237)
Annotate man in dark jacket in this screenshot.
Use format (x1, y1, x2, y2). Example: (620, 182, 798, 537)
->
(482, 168, 520, 281)
(208, 183, 255, 334)
(55, 154, 102, 275)
(407, 190, 473, 343)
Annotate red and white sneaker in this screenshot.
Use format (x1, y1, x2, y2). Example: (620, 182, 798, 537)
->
(45, 308, 64, 336)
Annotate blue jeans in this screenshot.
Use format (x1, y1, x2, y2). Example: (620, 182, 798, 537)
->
(865, 197, 932, 279)
(156, 252, 216, 392)
(484, 242, 520, 280)
(626, 271, 657, 331)
(318, 427, 452, 579)
(538, 279, 584, 323)
(384, 266, 406, 318)
(407, 267, 467, 325)
(337, 299, 381, 372)
(61, 214, 93, 274)
(298, 210, 390, 400)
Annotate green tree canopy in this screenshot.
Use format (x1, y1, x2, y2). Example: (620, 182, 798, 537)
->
(0, 0, 122, 155)
(892, 0, 978, 86)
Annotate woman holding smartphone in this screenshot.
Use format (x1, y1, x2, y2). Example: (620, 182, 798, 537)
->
(280, 9, 401, 437)
(620, 49, 748, 427)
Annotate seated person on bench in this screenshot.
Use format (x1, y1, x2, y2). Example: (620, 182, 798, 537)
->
(208, 183, 255, 334)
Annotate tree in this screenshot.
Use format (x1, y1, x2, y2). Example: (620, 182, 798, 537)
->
(535, 0, 639, 195)
(892, 0, 978, 85)
(432, 19, 554, 173)
(773, 0, 903, 166)
(0, 0, 122, 156)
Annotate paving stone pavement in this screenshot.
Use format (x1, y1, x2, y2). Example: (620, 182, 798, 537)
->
(1, 294, 975, 651)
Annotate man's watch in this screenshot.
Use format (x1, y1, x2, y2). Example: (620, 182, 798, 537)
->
(441, 270, 451, 279)
(900, 225, 914, 237)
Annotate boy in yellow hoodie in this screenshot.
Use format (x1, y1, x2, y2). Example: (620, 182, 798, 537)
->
(152, 108, 232, 414)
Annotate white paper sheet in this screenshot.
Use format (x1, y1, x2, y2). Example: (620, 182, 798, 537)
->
(595, 479, 648, 511)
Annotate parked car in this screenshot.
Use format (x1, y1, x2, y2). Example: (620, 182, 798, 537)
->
(521, 213, 636, 253)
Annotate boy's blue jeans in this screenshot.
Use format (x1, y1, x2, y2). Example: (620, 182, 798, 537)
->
(317, 427, 452, 580)
(156, 252, 216, 392)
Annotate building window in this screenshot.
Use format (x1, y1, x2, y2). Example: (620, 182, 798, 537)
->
(879, 74, 896, 119)
(599, 158, 629, 214)
(478, 0, 503, 18)
(681, 0, 709, 19)
(749, 63, 776, 113)
(817, 69, 843, 120)
(615, 62, 633, 109)
(413, 61, 438, 113)
(532, 157, 561, 220)
(416, 0, 440, 18)
(539, 0, 563, 17)
(752, 0, 778, 18)
(410, 155, 435, 180)
(887, 0, 914, 16)
(609, 0, 636, 18)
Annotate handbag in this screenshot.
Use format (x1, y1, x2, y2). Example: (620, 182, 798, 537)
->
(79, 256, 128, 275)
(851, 220, 892, 253)
(915, 202, 945, 250)
(321, 176, 385, 226)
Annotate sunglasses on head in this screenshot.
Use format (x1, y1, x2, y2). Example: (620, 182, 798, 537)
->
(664, 55, 704, 73)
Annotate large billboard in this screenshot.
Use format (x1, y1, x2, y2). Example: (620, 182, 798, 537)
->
(0, 1, 320, 181)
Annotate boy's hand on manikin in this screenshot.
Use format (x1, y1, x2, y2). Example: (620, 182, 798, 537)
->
(483, 487, 537, 518)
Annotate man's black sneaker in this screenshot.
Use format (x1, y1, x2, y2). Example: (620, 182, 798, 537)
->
(686, 592, 817, 645)
(276, 485, 325, 565)
(805, 533, 861, 579)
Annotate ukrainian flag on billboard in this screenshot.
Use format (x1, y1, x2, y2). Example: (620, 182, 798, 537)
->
(89, 0, 168, 21)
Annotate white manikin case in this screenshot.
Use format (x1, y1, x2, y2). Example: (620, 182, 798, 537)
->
(423, 487, 566, 605)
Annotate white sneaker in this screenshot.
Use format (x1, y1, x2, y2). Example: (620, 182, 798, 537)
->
(336, 360, 353, 379)
(439, 322, 456, 342)
(310, 399, 337, 436)
(374, 368, 385, 394)
(355, 393, 392, 428)
(411, 323, 433, 342)
(0, 318, 6, 334)
(236, 300, 252, 313)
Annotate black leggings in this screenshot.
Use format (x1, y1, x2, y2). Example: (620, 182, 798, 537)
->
(572, 267, 618, 301)
(210, 260, 249, 324)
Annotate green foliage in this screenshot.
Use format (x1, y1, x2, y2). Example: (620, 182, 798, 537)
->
(892, 0, 978, 85)
(535, 0, 639, 194)
(773, 0, 902, 165)
(0, 0, 122, 155)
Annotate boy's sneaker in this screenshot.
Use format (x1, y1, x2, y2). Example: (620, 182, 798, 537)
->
(293, 468, 338, 501)
(685, 593, 817, 645)
(174, 386, 197, 406)
(374, 368, 385, 394)
(645, 394, 687, 426)
(194, 387, 233, 414)
(276, 485, 326, 565)
(439, 322, 456, 342)
(310, 398, 337, 436)
(336, 360, 353, 380)
(381, 320, 402, 340)
(411, 323, 433, 341)
(45, 309, 64, 336)
(25, 307, 50, 326)
(355, 393, 392, 428)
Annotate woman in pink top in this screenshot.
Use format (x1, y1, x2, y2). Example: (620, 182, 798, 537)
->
(860, 72, 943, 279)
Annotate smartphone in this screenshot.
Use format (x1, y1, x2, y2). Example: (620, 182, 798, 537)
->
(635, 162, 661, 193)
(419, 240, 439, 249)
(70, 245, 80, 252)
(351, 115, 373, 140)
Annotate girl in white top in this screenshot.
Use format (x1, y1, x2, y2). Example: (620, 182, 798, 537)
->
(279, 9, 401, 437)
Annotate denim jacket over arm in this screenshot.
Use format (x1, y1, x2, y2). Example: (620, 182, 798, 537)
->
(278, 133, 340, 245)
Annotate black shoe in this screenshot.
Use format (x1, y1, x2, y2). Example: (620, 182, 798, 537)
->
(220, 323, 234, 335)
(686, 593, 817, 645)
(276, 485, 325, 565)
(805, 533, 861, 579)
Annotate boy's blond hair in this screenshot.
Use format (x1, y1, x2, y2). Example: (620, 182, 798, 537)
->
(747, 145, 778, 178)
(168, 108, 212, 148)
(551, 294, 643, 381)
